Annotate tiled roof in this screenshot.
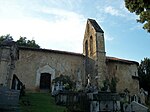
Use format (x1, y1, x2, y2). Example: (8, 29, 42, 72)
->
(19, 47, 84, 57)
(106, 56, 139, 65)
(19, 47, 138, 65)
(88, 19, 104, 33)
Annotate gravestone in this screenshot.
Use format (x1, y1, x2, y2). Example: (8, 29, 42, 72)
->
(125, 101, 148, 112)
(0, 87, 20, 111)
(139, 88, 147, 105)
(89, 92, 120, 112)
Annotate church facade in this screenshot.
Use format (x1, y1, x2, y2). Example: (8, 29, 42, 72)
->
(0, 19, 139, 95)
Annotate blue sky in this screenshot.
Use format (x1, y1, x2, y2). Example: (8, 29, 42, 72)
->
(0, 0, 149, 62)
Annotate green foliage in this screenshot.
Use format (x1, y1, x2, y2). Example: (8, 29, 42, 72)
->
(101, 78, 110, 91)
(101, 77, 118, 92)
(17, 36, 40, 48)
(0, 34, 40, 48)
(110, 77, 118, 92)
(0, 34, 13, 44)
(53, 75, 75, 90)
(125, 0, 150, 33)
(138, 58, 150, 95)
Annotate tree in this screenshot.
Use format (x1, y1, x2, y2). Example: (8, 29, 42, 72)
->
(0, 34, 13, 44)
(138, 58, 150, 97)
(0, 34, 40, 48)
(16, 36, 40, 48)
(125, 0, 150, 33)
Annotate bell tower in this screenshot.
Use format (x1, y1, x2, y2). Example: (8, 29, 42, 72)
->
(83, 19, 106, 88)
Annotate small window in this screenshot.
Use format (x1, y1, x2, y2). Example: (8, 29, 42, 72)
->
(116, 65, 117, 70)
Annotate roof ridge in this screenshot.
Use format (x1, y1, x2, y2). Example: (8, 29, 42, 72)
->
(88, 18, 104, 33)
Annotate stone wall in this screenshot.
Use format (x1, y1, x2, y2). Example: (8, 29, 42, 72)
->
(13, 48, 85, 91)
(107, 61, 139, 95)
(0, 47, 11, 86)
(0, 42, 18, 88)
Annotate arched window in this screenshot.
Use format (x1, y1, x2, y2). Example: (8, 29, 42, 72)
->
(85, 40, 88, 56)
(90, 36, 93, 56)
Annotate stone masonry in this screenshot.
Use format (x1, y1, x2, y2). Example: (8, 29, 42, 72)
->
(0, 19, 139, 95)
(0, 39, 18, 88)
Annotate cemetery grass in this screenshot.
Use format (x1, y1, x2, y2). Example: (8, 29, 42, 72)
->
(19, 92, 67, 112)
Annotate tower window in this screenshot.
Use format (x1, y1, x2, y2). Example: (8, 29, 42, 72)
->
(116, 65, 117, 70)
(85, 40, 88, 56)
(90, 36, 93, 56)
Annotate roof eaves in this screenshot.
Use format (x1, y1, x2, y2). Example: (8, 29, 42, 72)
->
(106, 56, 139, 65)
(19, 47, 84, 57)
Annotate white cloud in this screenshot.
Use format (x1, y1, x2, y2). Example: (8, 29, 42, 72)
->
(0, 0, 87, 53)
(0, 7, 86, 53)
(104, 6, 124, 17)
(129, 24, 143, 31)
(39, 7, 84, 21)
(105, 33, 114, 41)
(0, 0, 93, 53)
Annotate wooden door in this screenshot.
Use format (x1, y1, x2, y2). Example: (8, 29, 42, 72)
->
(40, 73, 51, 90)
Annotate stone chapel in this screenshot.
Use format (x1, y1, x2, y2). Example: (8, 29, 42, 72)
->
(0, 19, 139, 95)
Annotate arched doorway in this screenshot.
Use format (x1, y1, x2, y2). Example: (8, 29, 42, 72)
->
(36, 65, 55, 92)
(40, 73, 51, 90)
